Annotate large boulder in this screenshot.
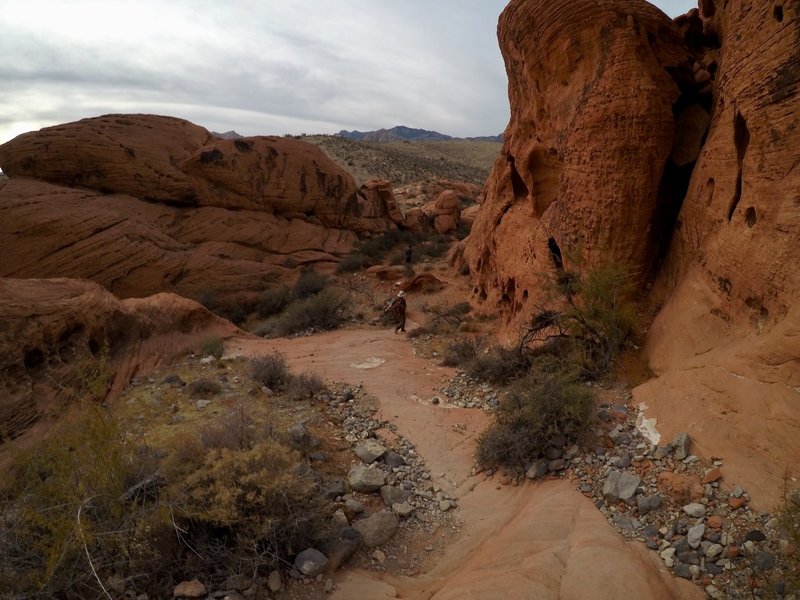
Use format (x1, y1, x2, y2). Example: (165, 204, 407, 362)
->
(463, 0, 692, 327)
(0, 115, 398, 303)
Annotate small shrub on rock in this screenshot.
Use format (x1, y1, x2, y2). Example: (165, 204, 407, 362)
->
(336, 254, 370, 273)
(293, 270, 328, 299)
(258, 286, 292, 317)
(250, 351, 292, 390)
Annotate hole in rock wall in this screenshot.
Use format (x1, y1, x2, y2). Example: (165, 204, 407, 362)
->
(547, 238, 564, 270)
(745, 207, 757, 227)
(523, 289, 529, 300)
(24, 348, 44, 369)
(774, 5, 783, 21)
(651, 159, 694, 272)
(728, 112, 750, 222)
(507, 154, 529, 201)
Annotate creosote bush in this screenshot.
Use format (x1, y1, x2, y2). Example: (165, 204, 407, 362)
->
(258, 286, 293, 317)
(286, 371, 328, 401)
(276, 288, 351, 336)
(476, 356, 594, 470)
(250, 351, 292, 390)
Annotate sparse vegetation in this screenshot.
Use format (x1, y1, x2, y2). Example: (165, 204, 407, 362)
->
(276, 287, 351, 336)
(293, 269, 328, 299)
(476, 356, 594, 470)
(441, 336, 485, 367)
(286, 371, 328, 401)
(200, 335, 225, 359)
(472, 260, 638, 471)
(258, 285, 293, 317)
(250, 351, 292, 390)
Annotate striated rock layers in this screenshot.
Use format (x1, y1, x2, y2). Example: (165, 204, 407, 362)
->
(0, 277, 238, 441)
(463, 0, 693, 320)
(0, 114, 402, 304)
(634, 0, 800, 506)
(463, 0, 799, 504)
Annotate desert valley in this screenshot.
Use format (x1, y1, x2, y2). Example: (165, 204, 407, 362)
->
(0, 0, 798, 599)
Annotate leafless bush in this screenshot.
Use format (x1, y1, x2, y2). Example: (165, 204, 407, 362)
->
(286, 372, 328, 401)
(249, 352, 292, 390)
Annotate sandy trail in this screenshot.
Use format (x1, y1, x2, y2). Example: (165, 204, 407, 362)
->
(229, 327, 701, 599)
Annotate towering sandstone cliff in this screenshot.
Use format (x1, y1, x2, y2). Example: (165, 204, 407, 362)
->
(464, 0, 799, 503)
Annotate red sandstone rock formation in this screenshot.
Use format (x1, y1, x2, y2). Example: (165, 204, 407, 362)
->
(461, 0, 799, 505)
(634, 0, 800, 506)
(0, 277, 238, 441)
(463, 0, 693, 322)
(0, 114, 400, 302)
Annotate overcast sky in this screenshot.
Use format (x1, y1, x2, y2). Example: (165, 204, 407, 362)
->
(0, 0, 696, 145)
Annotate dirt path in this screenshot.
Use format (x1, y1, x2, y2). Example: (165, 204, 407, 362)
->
(229, 327, 702, 599)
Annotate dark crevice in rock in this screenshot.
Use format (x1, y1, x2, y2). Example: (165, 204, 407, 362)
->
(651, 159, 695, 272)
(507, 154, 529, 201)
(728, 111, 750, 222)
(547, 237, 564, 271)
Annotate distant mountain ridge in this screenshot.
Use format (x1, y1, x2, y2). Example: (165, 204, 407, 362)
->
(337, 125, 501, 143)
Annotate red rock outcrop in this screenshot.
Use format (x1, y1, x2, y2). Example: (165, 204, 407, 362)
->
(0, 114, 401, 303)
(0, 276, 238, 441)
(460, 0, 799, 505)
(431, 190, 462, 234)
(0, 177, 353, 305)
(633, 0, 800, 506)
(463, 0, 693, 324)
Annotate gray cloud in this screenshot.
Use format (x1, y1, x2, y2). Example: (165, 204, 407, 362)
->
(0, 0, 696, 144)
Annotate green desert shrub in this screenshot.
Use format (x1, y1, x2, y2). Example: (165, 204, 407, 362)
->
(336, 253, 371, 273)
(465, 344, 531, 385)
(476, 359, 594, 470)
(258, 286, 293, 317)
(293, 270, 328, 299)
(276, 288, 351, 336)
(526, 261, 638, 376)
(200, 335, 224, 359)
(249, 351, 292, 390)
(171, 439, 328, 564)
(0, 408, 150, 597)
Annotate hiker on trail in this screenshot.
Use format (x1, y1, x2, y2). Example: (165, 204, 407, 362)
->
(385, 290, 407, 333)
(404, 245, 413, 265)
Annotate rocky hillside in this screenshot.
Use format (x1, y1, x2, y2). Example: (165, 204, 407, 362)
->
(459, 0, 799, 504)
(305, 135, 501, 187)
(337, 125, 453, 142)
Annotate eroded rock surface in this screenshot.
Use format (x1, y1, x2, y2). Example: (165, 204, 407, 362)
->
(0, 114, 401, 303)
(463, 0, 692, 324)
(459, 0, 799, 506)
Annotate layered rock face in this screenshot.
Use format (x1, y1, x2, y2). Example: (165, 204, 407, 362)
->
(0, 277, 237, 441)
(0, 115, 400, 303)
(635, 0, 800, 505)
(463, 0, 799, 504)
(463, 0, 693, 321)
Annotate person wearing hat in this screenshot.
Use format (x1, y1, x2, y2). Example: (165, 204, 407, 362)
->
(384, 290, 407, 333)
